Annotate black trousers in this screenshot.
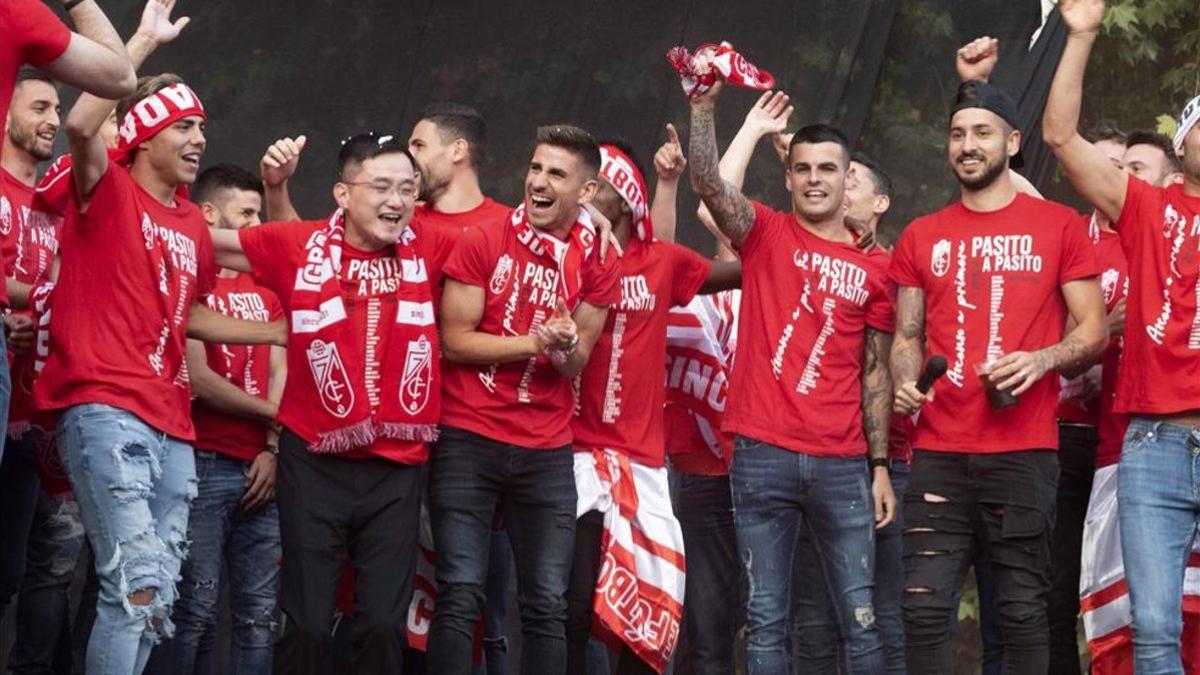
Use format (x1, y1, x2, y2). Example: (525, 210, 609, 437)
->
(902, 449, 1058, 675)
(274, 430, 422, 675)
(1047, 423, 1097, 674)
(565, 510, 656, 675)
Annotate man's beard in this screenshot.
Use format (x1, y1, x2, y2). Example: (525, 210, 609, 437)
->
(955, 153, 1007, 192)
(8, 124, 53, 162)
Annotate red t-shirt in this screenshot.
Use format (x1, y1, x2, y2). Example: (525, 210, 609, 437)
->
(35, 165, 217, 440)
(572, 239, 710, 467)
(413, 197, 510, 308)
(1094, 229, 1130, 467)
(238, 218, 456, 464)
(1112, 176, 1200, 416)
(1, 167, 59, 432)
(192, 273, 284, 461)
(890, 193, 1098, 453)
(0, 0, 70, 161)
(440, 215, 621, 449)
(665, 289, 740, 476)
(725, 202, 895, 457)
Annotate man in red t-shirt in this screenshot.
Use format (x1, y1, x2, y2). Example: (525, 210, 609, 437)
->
(209, 133, 450, 674)
(563, 139, 739, 673)
(890, 74, 1107, 671)
(685, 61, 896, 671)
(1044, 2, 1200, 671)
(34, 7, 284, 674)
(429, 124, 620, 674)
(145, 164, 286, 674)
(0, 69, 59, 628)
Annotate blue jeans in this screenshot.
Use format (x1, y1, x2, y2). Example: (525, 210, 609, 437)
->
(792, 461, 907, 674)
(670, 471, 744, 675)
(427, 426, 577, 675)
(8, 483, 87, 674)
(1118, 418, 1200, 675)
(730, 437, 884, 675)
(58, 403, 197, 675)
(145, 451, 280, 675)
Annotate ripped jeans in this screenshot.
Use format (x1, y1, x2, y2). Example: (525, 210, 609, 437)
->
(730, 437, 884, 675)
(901, 449, 1057, 675)
(145, 451, 280, 675)
(58, 403, 196, 675)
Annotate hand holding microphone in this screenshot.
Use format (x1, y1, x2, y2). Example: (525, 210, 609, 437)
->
(895, 355, 947, 415)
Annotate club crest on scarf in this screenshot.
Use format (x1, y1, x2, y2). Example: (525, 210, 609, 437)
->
(400, 335, 433, 415)
(307, 339, 355, 418)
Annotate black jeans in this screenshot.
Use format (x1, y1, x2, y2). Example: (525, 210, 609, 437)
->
(566, 510, 656, 675)
(274, 430, 422, 675)
(427, 426, 577, 675)
(902, 449, 1058, 675)
(1048, 423, 1096, 674)
(669, 471, 744, 675)
(0, 433, 42, 621)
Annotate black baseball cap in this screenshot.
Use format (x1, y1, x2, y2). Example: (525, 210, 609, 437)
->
(951, 81, 1024, 169)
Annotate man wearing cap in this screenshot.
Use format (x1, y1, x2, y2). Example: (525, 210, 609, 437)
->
(32, 3, 286, 674)
(1044, 1, 1200, 672)
(889, 61, 1108, 671)
(564, 139, 739, 673)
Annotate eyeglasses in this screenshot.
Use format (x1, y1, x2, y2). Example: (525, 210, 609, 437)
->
(342, 180, 418, 200)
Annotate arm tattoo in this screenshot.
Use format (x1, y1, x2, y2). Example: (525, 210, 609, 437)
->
(862, 327, 893, 461)
(1037, 334, 1090, 373)
(688, 104, 755, 247)
(889, 286, 926, 387)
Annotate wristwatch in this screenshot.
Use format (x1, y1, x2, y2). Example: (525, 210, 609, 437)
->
(264, 443, 279, 457)
(868, 457, 891, 475)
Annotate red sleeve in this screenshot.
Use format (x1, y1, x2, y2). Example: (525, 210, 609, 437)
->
(195, 226, 217, 298)
(265, 288, 284, 322)
(888, 222, 923, 288)
(442, 224, 493, 288)
(8, 0, 71, 66)
(866, 276, 897, 333)
(734, 200, 781, 263)
(668, 242, 712, 307)
(580, 245, 621, 307)
(1059, 210, 1099, 284)
(413, 219, 459, 288)
(32, 155, 72, 217)
(238, 221, 306, 300)
(1113, 173, 1159, 241)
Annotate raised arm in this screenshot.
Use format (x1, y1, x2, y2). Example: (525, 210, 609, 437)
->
(65, 0, 188, 206)
(44, 0, 136, 100)
(260, 136, 305, 222)
(688, 80, 757, 249)
(1042, 0, 1126, 222)
(863, 326, 896, 528)
(184, 339, 278, 422)
(650, 124, 686, 242)
(440, 279, 546, 364)
(890, 285, 929, 415)
(187, 302, 287, 346)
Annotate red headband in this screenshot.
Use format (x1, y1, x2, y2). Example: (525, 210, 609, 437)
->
(116, 82, 206, 164)
(667, 41, 776, 99)
(599, 144, 653, 241)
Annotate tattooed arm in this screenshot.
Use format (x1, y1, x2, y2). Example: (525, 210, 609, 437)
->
(864, 326, 897, 528)
(890, 286, 929, 414)
(989, 277, 1107, 395)
(688, 96, 757, 249)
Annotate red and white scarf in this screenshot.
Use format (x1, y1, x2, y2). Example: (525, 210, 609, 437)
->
(290, 210, 440, 453)
(575, 449, 686, 674)
(509, 203, 597, 310)
(599, 144, 654, 242)
(667, 41, 776, 99)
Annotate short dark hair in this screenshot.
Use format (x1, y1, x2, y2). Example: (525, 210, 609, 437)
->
(193, 164, 263, 205)
(15, 67, 53, 88)
(596, 137, 647, 183)
(788, 124, 852, 168)
(338, 132, 417, 180)
(850, 151, 892, 198)
(535, 124, 600, 177)
(419, 102, 487, 165)
(1126, 130, 1183, 174)
(116, 73, 185, 124)
(1087, 121, 1127, 146)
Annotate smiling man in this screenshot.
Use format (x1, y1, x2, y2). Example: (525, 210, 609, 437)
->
(428, 124, 619, 675)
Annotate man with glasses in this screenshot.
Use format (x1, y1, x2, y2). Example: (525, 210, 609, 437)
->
(209, 133, 458, 674)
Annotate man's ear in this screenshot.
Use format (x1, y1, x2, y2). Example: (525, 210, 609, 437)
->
(578, 178, 599, 204)
(1007, 128, 1022, 161)
(199, 201, 219, 227)
(873, 194, 891, 218)
(332, 182, 350, 210)
(450, 138, 469, 164)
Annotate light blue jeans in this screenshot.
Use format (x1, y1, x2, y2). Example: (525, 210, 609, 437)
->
(1118, 418, 1200, 675)
(58, 403, 197, 675)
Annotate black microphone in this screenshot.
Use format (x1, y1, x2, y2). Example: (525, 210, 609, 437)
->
(915, 355, 948, 394)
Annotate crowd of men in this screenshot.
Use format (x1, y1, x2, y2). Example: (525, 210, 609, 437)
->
(0, 0, 1197, 674)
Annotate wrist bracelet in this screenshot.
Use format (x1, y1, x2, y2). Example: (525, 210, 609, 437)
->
(868, 457, 891, 474)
